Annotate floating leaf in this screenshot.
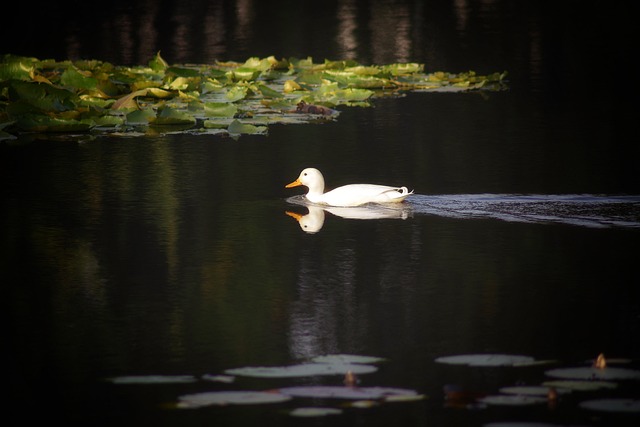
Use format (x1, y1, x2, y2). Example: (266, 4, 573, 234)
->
(153, 106, 196, 125)
(1, 55, 507, 140)
(204, 102, 237, 117)
(545, 366, 640, 380)
(579, 398, 640, 413)
(289, 407, 343, 417)
(177, 391, 291, 408)
(16, 115, 93, 132)
(227, 119, 267, 135)
(111, 89, 149, 110)
(60, 66, 98, 90)
(435, 354, 536, 367)
(225, 86, 248, 102)
(278, 386, 418, 400)
(126, 108, 156, 125)
(224, 362, 377, 378)
(0, 56, 34, 81)
(148, 51, 168, 72)
(109, 375, 197, 384)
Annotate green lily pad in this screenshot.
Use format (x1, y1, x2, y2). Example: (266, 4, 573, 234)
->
(204, 102, 238, 117)
(0, 53, 507, 140)
(177, 391, 292, 408)
(60, 66, 98, 90)
(227, 119, 267, 135)
(224, 362, 377, 378)
(153, 106, 196, 125)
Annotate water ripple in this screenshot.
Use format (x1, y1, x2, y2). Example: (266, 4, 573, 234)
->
(408, 194, 640, 228)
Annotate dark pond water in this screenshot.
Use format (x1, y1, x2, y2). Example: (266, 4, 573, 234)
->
(3, 1, 640, 426)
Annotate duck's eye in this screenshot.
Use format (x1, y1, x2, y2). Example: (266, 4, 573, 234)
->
(303, 173, 307, 176)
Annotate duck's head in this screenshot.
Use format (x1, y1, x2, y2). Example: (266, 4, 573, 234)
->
(285, 168, 325, 193)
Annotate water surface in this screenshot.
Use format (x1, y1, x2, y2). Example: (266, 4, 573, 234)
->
(4, 1, 640, 426)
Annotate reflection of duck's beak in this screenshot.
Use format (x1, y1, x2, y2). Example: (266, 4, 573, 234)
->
(285, 208, 325, 233)
(285, 211, 303, 221)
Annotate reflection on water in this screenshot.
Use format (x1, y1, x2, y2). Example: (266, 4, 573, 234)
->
(284, 194, 640, 233)
(410, 194, 640, 228)
(285, 196, 413, 233)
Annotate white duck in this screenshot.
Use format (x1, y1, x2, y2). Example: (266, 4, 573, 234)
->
(285, 167, 413, 207)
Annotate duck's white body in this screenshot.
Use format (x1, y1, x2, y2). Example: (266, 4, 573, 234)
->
(285, 168, 413, 207)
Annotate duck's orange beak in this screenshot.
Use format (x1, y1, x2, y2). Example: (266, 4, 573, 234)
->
(285, 178, 302, 188)
(285, 211, 303, 221)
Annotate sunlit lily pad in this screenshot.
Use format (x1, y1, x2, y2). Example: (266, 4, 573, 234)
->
(1, 53, 507, 140)
(227, 119, 267, 135)
(224, 363, 377, 378)
(109, 375, 197, 384)
(545, 366, 640, 380)
(311, 354, 387, 364)
(435, 354, 537, 367)
(177, 390, 292, 408)
(579, 398, 640, 413)
(278, 386, 418, 400)
(477, 395, 548, 406)
(541, 380, 617, 391)
(289, 407, 343, 417)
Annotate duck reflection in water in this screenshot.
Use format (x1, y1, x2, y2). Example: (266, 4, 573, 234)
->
(285, 203, 413, 233)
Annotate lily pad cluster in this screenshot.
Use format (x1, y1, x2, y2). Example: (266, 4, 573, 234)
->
(109, 354, 424, 416)
(0, 53, 507, 141)
(436, 353, 640, 424)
